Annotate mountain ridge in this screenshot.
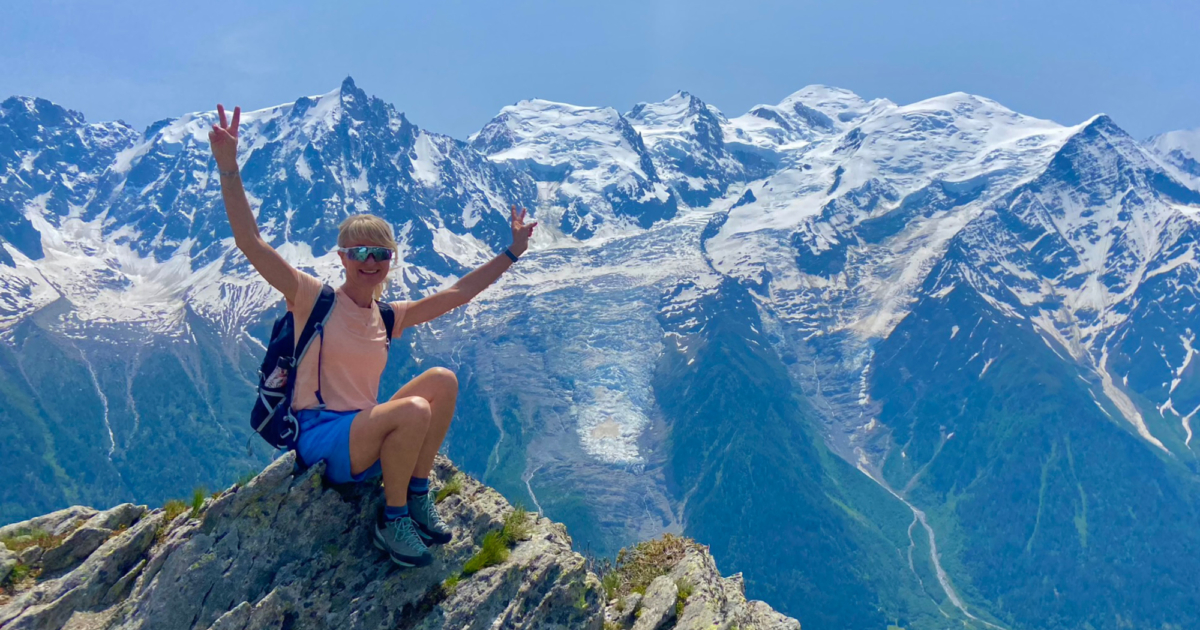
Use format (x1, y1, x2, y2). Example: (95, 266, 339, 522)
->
(3, 77, 1200, 629)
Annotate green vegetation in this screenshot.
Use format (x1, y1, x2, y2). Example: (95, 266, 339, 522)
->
(674, 577, 694, 617)
(601, 571, 621, 600)
(593, 533, 693, 601)
(462, 530, 508, 576)
(869, 284, 1200, 629)
(190, 487, 207, 519)
(502, 506, 532, 542)
(435, 473, 464, 504)
(457, 507, 533, 578)
(162, 499, 188, 524)
(0, 320, 271, 525)
(0, 527, 64, 554)
(442, 574, 460, 594)
(5, 562, 32, 586)
(652, 281, 942, 629)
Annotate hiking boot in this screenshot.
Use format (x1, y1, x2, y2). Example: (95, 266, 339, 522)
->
(373, 510, 433, 568)
(408, 491, 453, 545)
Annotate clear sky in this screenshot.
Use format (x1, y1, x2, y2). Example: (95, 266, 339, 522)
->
(3, 0, 1197, 140)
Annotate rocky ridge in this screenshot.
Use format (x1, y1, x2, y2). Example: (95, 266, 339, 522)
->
(0, 453, 798, 630)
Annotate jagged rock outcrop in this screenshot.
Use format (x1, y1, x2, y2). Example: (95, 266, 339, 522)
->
(0, 454, 797, 630)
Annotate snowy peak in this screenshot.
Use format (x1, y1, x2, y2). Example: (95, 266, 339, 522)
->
(778, 84, 887, 127)
(625, 91, 755, 207)
(1048, 114, 1200, 207)
(724, 85, 891, 152)
(1148, 127, 1200, 184)
(943, 110, 1198, 346)
(1, 96, 86, 137)
(471, 99, 642, 172)
(472, 98, 677, 239)
(0, 94, 139, 260)
(627, 91, 718, 128)
(0, 79, 539, 334)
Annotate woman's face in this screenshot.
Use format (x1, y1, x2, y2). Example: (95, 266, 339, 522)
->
(339, 241, 392, 290)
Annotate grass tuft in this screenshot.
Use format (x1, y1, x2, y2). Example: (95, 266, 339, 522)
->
(190, 487, 207, 519)
(604, 571, 622, 602)
(442, 574, 461, 594)
(462, 530, 509, 575)
(501, 507, 532, 544)
(674, 577, 694, 617)
(460, 507, 532, 576)
(161, 499, 188, 527)
(435, 473, 464, 504)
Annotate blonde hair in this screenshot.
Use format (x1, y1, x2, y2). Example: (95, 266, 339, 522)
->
(337, 214, 398, 301)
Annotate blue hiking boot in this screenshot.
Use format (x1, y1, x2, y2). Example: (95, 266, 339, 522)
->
(373, 509, 433, 568)
(408, 491, 453, 546)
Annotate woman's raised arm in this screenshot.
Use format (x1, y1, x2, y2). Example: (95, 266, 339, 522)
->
(209, 104, 299, 302)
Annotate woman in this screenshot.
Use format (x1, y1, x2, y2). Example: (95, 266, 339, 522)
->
(208, 104, 536, 568)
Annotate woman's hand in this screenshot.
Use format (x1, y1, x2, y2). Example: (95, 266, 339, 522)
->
(509, 205, 538, 257)
(208, 104, 241, 172)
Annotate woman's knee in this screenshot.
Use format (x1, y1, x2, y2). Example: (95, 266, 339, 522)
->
(385, 396, 432, 431)
(425, 366, 458, 393)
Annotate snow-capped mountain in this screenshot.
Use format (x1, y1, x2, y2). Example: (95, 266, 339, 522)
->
(3, 78, 1200, 630)
(470, 99, 677, 240)
(625, 91, 755, 207)
(1148, 126, 1200, 187)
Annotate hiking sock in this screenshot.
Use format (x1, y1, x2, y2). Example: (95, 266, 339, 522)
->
(408, 477, 430, 497)
(384, 504, 409, 522)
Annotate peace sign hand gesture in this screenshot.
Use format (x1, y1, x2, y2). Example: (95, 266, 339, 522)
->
(208, 104, 241, 172)
(509, 205, 538, 257)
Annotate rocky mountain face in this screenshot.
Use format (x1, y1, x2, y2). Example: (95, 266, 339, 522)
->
(3, 76, 1200, 629)
(0, 453, 798, 630)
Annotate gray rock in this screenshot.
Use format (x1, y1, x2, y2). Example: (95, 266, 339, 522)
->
(0, 507, 97, 541)
(740, 600, 804, 630)
(18, 545, 43, 566)
(668, 545, 801, 630)
(632, 575, 678, 630)
(607, 591, 641, 626)
(86, 505, 145, 533)
(0, 453, 799, 630)
(0, 512, 161, 630)
(204, 601, 250, 630)
(41, 527, 113, 575)
(1, 546, 17, 584)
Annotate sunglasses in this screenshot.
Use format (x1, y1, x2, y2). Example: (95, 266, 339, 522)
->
(338, 246, 394, 262)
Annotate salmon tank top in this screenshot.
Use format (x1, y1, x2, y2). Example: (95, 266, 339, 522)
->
(286, 269, 409, 412)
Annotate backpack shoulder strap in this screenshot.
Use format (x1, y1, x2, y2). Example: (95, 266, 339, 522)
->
(295, 285, 336, 364)
(377, 300, 396, 347)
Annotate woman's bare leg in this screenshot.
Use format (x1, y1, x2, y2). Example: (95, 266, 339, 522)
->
(387, 367, 459, 479)
(348, 396, 431, 507)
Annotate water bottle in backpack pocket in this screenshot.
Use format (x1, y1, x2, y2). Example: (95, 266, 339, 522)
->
(249, 286, 336, 452)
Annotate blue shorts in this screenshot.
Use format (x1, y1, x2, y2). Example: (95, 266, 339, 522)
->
(295, 408, 383, 485)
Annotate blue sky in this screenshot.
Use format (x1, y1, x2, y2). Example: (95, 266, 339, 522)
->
(3, 0, 1197, 140)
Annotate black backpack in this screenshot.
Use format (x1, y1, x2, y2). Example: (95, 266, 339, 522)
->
(250, 284, 397, 452)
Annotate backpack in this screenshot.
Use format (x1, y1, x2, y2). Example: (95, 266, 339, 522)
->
(250, 284, 397, 453)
